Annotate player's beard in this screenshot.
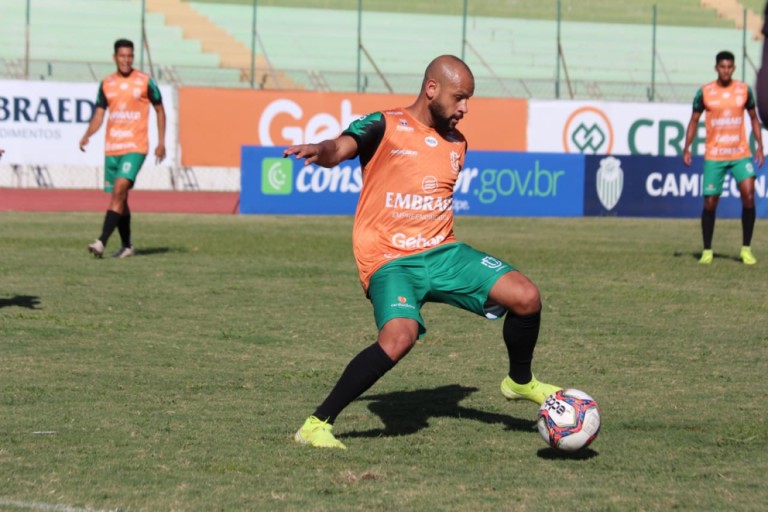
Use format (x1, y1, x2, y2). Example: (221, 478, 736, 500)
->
(428, 102, 459, 135)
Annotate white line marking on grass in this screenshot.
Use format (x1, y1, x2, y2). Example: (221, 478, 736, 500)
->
(0, 498, 120, 512)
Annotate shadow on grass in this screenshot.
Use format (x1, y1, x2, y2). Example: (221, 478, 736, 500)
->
(0, 295, 41, 310)
(134, 247, 187, 257)
(674, 250, 740, 262)
(340, 384, 535, 438)
(536, 446, 599, 460)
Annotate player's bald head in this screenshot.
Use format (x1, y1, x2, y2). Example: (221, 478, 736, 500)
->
(422, 55, 474, 90)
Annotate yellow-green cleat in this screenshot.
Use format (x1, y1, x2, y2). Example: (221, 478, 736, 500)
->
(740, 246, 757, 265)
(501, 375, 562, 406)
(698, 249, 713, 265)
(294, 416, 347, 450)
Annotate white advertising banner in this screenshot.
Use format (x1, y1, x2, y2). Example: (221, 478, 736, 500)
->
(0, 79, 176, 166)
(528, 100, 763, 157)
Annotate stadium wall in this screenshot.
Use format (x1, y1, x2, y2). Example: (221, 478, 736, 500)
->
(2, 81, 767, 218)
(241, 147, 768, 219)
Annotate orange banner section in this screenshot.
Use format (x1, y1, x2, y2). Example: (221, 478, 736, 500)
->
(178, 88, 527, 167)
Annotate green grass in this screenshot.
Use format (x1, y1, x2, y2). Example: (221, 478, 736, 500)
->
(1, 212, 767, 511)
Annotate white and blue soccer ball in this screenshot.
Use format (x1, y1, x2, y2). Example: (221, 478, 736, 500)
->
(537, 388, 601, 452)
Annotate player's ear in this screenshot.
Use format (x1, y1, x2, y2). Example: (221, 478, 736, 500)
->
(425, 79, 438, 100)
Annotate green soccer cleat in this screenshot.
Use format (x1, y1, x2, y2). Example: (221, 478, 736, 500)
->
(501, 375, 562, 406)
(740, 246, 757, 265)
(294, 416, 347, 450)
(698, 249, 713, 265)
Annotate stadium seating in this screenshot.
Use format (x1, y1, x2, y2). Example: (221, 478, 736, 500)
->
(1, 0, 765, 101)
(1, 0, 220, 82)
(187, 1, 764, 101)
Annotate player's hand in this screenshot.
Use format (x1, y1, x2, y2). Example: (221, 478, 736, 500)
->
(155, 144, 166, 164)
(682, 149, 692, 167)
(755, 150, 765, 169)
(79, 136, 89, 152)
(283, 144, 320, 166)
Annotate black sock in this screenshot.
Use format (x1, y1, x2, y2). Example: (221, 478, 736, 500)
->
(503, 310, 541, 385)
(701, 209, 716, 250)
(313, 342, 396, 424)
(118, 207, 132, 248)
(99, 210, 122, 246)
(742, 207, 756, 246)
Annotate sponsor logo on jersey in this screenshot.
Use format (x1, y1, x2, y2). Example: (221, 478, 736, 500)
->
(390, 294, 416, 310)
(421, 176, 438, 194)
(384, 192, 453, 211)
(392, 232, 445, 249)
(396, 119, 414, 132)
(425, 136, 438, 147)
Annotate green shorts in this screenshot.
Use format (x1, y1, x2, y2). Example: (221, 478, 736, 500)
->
(702, 157, 755, 196)
(367, 242, 516, 338)
(104, 153, 146, 192)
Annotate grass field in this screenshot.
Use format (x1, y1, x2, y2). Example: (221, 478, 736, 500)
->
(1, 212, 767, 511)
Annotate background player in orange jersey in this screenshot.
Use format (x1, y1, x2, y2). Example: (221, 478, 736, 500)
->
(284, 55, 561, 450)
(683, 50, 764, 265)
(79, 39, 166, 259)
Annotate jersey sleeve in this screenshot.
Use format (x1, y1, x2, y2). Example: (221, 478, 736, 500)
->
(746, 85, 756, 110)
(148, 77, 163, 105)
(692, 88, 705, 113)
(95, 81, 108, 109)
(342, 112, 385, 167)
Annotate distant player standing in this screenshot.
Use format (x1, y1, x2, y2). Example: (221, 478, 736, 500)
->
(284, 55, 561, 450)
(80, 38, 166, 258)
(683, 50, 764, 265)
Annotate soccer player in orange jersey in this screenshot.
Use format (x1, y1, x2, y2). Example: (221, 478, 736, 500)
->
(683, 50, 764, 265)
(284, 55, 562, 450)
(79, 39, 166, 259)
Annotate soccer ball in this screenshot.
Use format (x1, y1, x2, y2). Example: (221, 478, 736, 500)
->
(537, 389, 601, 452)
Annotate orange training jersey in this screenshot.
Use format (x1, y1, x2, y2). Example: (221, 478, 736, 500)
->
(692, 80, 755, 161)
(342, 109, 467, 291)
(95, 70, 163, 156)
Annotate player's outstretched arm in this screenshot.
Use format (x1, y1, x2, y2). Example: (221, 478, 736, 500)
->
(283, 135, 358, 167)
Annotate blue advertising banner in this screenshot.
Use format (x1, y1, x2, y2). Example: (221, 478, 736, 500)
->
(584, 154, 768, 218)
(240, 146, 585, 217)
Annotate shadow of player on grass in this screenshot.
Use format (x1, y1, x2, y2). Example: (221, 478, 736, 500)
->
(674, 251, 743, 263)
(339, 384, 535, 439)
(0, 295, 41, 310)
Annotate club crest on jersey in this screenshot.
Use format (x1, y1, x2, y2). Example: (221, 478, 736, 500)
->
(450, 151, 461, 174)
(425, 136, 438, 147)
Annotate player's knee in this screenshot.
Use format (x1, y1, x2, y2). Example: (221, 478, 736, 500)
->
(514, 283, 541, 316)
(378, 327, 417, 362)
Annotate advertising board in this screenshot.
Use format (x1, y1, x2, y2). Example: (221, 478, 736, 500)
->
(241, 146, 584, 217)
